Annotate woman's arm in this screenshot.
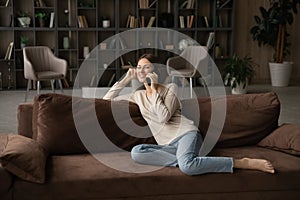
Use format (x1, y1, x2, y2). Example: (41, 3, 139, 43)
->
(103, 68, 136, 100)
(149, 83, 180, 123)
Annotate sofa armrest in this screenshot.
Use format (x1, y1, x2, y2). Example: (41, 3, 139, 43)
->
(17, 103, 33, 138)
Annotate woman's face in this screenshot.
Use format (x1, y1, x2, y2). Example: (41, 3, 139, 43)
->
(136, 58, 154, 83)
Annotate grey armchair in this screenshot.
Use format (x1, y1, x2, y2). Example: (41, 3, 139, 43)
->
(23, 46, 67, 101)
(166, 46, 209, 98)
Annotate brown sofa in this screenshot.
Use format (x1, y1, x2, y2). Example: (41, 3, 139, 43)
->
(1, 92, 300, 200)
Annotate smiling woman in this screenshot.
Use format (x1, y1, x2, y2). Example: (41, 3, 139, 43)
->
(103, 53, 275, 175)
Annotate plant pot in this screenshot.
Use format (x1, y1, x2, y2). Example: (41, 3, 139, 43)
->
(20, 43, 26, 49)
(38, 19, 45, 27)
(102, 20, 110, 28)
(231, 80, 248, 95)
(269, 62, 293, 87)
(18, 17, 31, 27)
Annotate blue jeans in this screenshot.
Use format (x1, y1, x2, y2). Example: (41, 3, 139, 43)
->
(131, 131, 233, 175)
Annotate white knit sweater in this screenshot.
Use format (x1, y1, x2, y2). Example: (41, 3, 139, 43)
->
(103, 82, 198, 145)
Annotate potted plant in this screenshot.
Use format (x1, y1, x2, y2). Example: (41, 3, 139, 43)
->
(223, 54, 255, 95)
(35, 12, 48, 27)
(20, 36, 29, 49)
(17, 12, 31, 27)
(250, 0, 300, 86)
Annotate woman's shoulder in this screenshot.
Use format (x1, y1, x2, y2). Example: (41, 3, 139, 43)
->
(164, 83, 178, 91)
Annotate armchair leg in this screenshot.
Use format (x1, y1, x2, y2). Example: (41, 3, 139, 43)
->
(50, 80, 55, 93)
(58, 79, 63, 93)
(37, 81, 40, 95)
(189, 77, 193, 98)
(24, 80, 31, 102)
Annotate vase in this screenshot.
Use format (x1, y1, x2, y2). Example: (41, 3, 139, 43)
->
(63, 37, 69, 49)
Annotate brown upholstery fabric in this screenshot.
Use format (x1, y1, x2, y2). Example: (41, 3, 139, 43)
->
(0, 134, 47, 184)
(182, 92, 280, 147)
(0, 134, 13, 199)
(17, 103, 33, 138)
(258, 123, 300, 156)
(33, 93, 156, 155)
(13, 146, 300, 200)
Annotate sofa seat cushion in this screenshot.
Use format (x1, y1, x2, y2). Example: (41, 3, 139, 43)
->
(13, 147, 300, 200)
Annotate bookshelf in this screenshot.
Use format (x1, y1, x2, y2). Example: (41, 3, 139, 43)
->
(0, 0, 235, 89)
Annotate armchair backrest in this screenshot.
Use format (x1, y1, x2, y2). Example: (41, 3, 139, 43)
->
(23, 46, 54, 72)
(180, 45, 209, 76)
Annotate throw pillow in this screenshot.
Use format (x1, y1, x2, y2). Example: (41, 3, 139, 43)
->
(257, 124, 300, 156)
(0, 134, 47, 184)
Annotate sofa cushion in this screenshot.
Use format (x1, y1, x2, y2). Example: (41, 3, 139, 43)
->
(257, 124, 300, 156)
(12, 147, 300, 200)
(182, 92, 280, 147)
(0, 134, 47, 184)
(33, 93, 156, 155)
(0, 134, 13, 198)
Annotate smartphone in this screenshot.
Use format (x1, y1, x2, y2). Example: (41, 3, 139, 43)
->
(145, 77, 151, 86)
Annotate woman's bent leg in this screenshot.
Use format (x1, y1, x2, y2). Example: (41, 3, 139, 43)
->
(131, 144, 177, 167)
(176, 131, 233, 175)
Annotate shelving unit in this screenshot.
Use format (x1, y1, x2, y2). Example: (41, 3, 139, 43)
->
(0, 0, 235, 89)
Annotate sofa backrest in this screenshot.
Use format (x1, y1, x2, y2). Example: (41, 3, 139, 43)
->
(18, 92, 280, 155)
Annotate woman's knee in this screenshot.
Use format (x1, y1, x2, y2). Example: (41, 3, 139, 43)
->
(131, 144, 143, 161)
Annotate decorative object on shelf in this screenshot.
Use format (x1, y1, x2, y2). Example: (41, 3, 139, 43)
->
(20, 36, 29, 49)
(250, 0, 300, 87)
(35, 12, 48, 27)
(17, 12, 31, 27)
(0, 72, 2, 90)
(64, 9, 69, 27)
(102, 16, 110, 28)
(178, 39, 197, 51)
(215, 44, 223, 58)
(223, 54, 255, 95)
(83, 46, 90, 59)
(63, 37, 70, 49)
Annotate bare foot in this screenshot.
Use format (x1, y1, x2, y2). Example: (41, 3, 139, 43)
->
(234, 158, 275, 174)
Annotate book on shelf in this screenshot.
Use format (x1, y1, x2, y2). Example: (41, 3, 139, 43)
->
(126, 14, 139, 28)
(139, 0, 157, 9)
(201, 16, 210, 28)
(4, 42, 14, 60)
(38, 0, 45, 7)
(147, 16, 155, 28)
(206, 32, 215, 50)
(49, 12, 55, 28)
(179, 0, 194, 9)
(5, 0, 10, 7)
(148, 0, 158, 8)
(78, 16, 88, 28)
(140, 16, 145, 27)
(179, 16, 185, 28)
(186, 0, 195, 9)
(187, 15, 194, 28)
(218, 0, 231, 9)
